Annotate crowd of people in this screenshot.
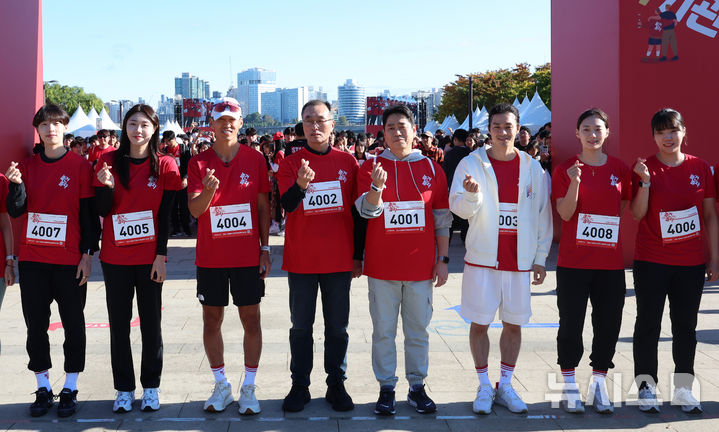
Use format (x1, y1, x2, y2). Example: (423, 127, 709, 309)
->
(1, 96, 717, 420)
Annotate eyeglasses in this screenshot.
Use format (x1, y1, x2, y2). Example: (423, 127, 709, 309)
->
(302, 118, 332, 127)
(213, 102, 241, 113)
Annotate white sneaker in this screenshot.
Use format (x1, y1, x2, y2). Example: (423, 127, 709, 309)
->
(113, 391, 135, 413)
(560, 384, 585, 414)
(672, 387, 702, 414)
(587, 380, 613, 414)
(472, 385, 494, 414)
(204, 381, 233, 412)
(638, 385, 660, 413)
(269, 222, 280, 234)
(494, 383, 528, 414)
(140, 388, 160, 412)
(238, 384, 261, 415)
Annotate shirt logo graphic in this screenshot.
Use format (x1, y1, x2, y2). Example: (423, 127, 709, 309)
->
(147, 176, 157, 189)
(689, 174, 700, 187)
(58, 175, 70, 189)
(240, 172, 250, 185)
(610, 174, 619, 186)
(422, 175, 432, 188)
(338, 169, 347, 182)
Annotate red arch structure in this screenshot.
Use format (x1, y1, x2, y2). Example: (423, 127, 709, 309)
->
(552, 0, 718, 266)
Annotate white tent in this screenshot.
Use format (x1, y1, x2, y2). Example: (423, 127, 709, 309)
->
(97, 108, 121, 130)
(512, 96, 520, 107)
(71, 123, 97, 138)
(66, 105, 92, 133)
(520, 91, 551, 133)
(173, 121, 184, 134)
(86, 107, 100, 129)
(441, 115, 460, 133)
(423, 121, 439, 134)
(518, 94, 531, 117)
(475, 106, 489, 133)
(159, 120, 184, 136)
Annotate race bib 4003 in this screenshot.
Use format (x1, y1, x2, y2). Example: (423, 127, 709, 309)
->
(210, 204, 253, 239)
(659, 206, 700, 244)
(303, 181, 344, 215)
(576, 213, 619, 249)
(384, 201, 425, 234)
(112, 210, 155, 246)
(498, 202, 518, 235)
(26, 212, 67, 247)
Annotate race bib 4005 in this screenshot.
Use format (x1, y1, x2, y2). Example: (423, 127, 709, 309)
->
(112, 210, 155, 246)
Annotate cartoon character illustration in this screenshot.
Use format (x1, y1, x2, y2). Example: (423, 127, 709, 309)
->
(659, 3, 680, 60)
(640, 8, 664, 61)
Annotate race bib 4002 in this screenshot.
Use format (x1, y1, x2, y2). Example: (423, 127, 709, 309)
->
(112, 210, 155, 246)
(210, 204, 253, 239)
(384, 201, 425, 234)
(576, 213, 619, 249)
(26, 212, 67, 247)
(659, 206, 700, 244)
(303, 181, 344, 215)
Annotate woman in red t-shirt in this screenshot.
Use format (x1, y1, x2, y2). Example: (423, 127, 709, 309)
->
(552, 109, 631, 414)
(630, 108, 718, 414)
(94, 104, 181, 413)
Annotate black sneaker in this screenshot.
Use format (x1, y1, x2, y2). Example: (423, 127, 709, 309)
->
(407, 385, 437, 414)
(374, 389, 396, 415)
(29, 387, 53, 417)
(57, 388, 78, 418)
(282, 385, 310, 412)
(325, 382, 354, 412)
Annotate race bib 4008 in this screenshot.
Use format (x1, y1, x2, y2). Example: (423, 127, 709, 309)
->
(576, 213, 619, 249)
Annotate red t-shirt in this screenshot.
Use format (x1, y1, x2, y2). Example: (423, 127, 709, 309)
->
(0, 175, 9, 257)
(163, 144, 182, 168)
(359, 156, 449, 281)
(632, 154, 716, 266)
(19, 151, 94, 265)
(277, 147, 358, 274)
(714, 164, 718, 201)
(89, 145, 116, 163)
(491, 155, 520, 271)
(647, 17, 663, 39)
(553, 155, 632, 270)
(188, 145, 271, 268)
(94, 154, 181, 265)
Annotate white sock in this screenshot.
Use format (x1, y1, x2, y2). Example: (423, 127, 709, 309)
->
(646, 49, 652, 56)
(592, 369, 607, 384)
(243, 364, 258, 386)
(476, 365, 490, 386)
(35, 370, 51, 390)
(499, 362, 515, 386)
(655, 49, 661, 57)
(64, 372, 79, 391)
(211, 364, 227, 383)
(561, 368, 576, 384)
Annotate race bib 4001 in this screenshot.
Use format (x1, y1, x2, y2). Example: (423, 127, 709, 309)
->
(384, 201, 425, 234)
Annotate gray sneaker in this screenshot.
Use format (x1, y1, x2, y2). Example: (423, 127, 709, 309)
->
(560, 384, 584, 414)
(672, 387, 702, 414)
(638, 385, 660, 413)
(587, 381, 613, 414)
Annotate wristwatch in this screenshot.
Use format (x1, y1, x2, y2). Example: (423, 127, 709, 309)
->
(639, 181, 651, 188)
(85, 249, 95, 256)
(437, 256, 450, 264)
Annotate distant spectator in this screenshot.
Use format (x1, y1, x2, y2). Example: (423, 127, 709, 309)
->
(419, 130, 444, 163)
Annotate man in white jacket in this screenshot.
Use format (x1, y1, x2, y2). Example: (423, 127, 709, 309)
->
(449, 103, 552, 415)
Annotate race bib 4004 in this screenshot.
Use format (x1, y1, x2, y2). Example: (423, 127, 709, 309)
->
(26, 212, 67, 247)
(384, 201, 425, 234)
(210, 204, 253, 239)
(303, 181, 344, 215)
(112, 210, 155, 246)
(576, 213, 619, 249)
(659, 206, 700, 244)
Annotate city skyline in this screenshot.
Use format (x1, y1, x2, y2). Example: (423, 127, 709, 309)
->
(42, 0, 550, 108)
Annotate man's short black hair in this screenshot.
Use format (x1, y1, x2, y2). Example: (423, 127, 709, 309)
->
(519, 126, 531, 134)
(382, 105, 414, 128)
(246, 127, 257, 136)
(453, 129, 469, 142)
(301, 100, 332, 117)
(488, 103, 520, 126)
(64, 133, 74, 141)
(162, 130, 175, 142)
(109, 130, 117, 137)
(538, 129, 551, 139)
(283, 127, 295, 136)
(294, 122, 304, 138)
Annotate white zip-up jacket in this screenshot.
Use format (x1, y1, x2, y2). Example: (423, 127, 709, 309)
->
(449, 146, 552, 270)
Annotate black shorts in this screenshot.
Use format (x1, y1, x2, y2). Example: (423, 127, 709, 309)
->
(648, 37, 662, 45)
(196, 266, 265, 307)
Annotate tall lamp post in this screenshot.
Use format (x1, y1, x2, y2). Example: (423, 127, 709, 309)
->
(455, 74, 473, 130)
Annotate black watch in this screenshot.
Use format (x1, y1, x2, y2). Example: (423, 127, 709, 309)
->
(84, 249, 95, 256)
(438, 256, 450, 264)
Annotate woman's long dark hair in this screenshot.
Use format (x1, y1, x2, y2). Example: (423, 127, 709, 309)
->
(114, 104, 161, 189)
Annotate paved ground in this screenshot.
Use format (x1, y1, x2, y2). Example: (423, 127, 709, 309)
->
(0, 233, 718, 431)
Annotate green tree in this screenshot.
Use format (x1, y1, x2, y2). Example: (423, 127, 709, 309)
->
(436, 63, 551, 123)
(44, 82, 104, 114)
(337, 116, 348, 126)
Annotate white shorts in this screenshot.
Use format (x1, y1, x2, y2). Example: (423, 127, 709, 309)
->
(460, 265, 531, 325)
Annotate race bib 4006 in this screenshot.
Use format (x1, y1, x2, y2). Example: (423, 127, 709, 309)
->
(659, 206, 700, 244)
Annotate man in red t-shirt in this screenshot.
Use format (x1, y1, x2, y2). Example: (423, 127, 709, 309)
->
(187, 97, 271, 415)
(88, 129, 115, 164)
(276, 100, 362, 413)
(356, 105, 451, 415)
(449, 103, 552, 415)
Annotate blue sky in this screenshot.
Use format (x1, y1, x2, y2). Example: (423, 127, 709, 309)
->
(43, 0, 550, 106)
